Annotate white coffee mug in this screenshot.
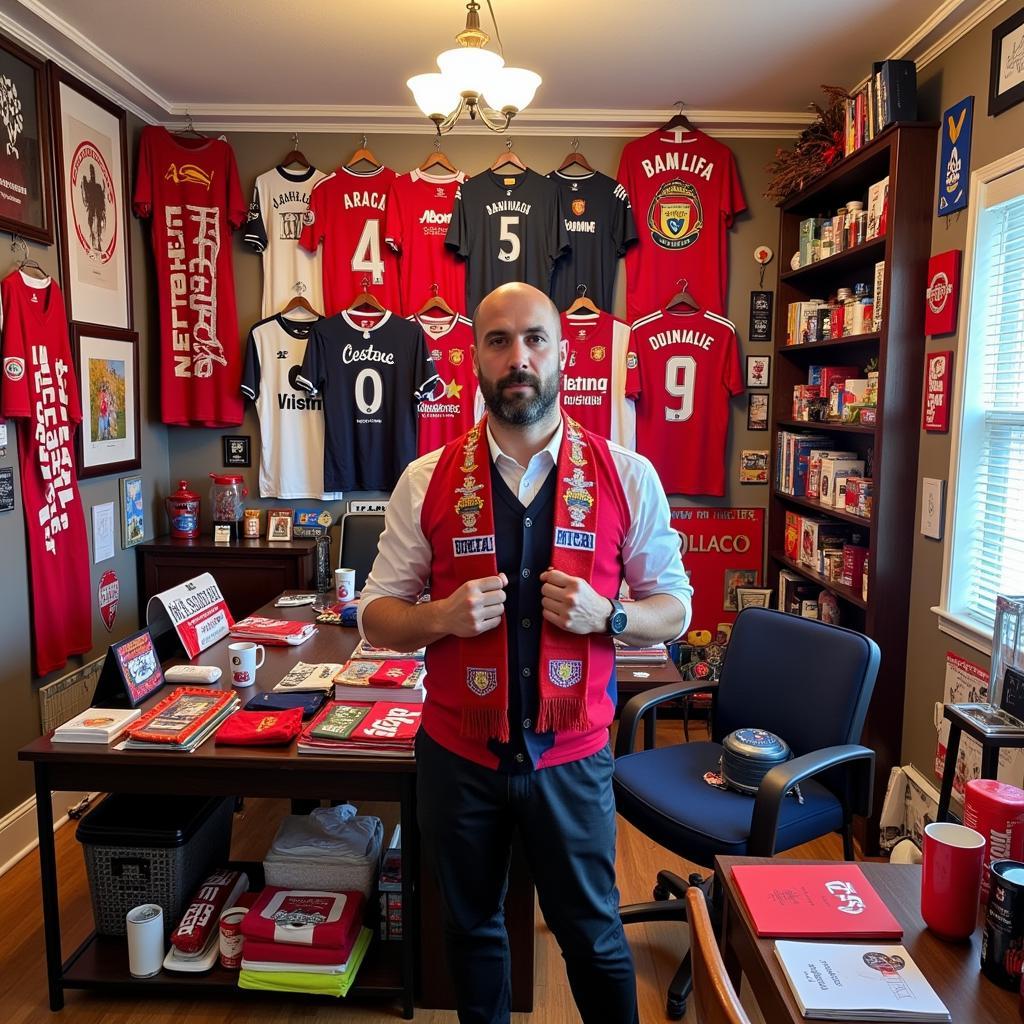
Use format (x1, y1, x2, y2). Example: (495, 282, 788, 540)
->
(335, 567, 356, 603)
(228, 641, 265, 687)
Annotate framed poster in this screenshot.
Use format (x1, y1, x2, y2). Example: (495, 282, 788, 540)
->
(937, 96, 973, 217)
(989, 6, 1024, 117)
(745, 355, 770, 388)
(222, 434, 251, 467)
(924, 250, 961, 336)
(71, 323, 140, 478)
(0, 34, 52, 244)
(119, 474, 144, 547)
(922, 350, 954, 432)
(48, 62, 132, 328)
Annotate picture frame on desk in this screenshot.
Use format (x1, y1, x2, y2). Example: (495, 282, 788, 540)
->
(267, 508, 293, 541)
(989, 5, 1024, 117)
(735, 586, 773, 610)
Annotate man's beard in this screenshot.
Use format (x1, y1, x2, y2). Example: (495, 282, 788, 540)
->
(478, 368, 560, 426)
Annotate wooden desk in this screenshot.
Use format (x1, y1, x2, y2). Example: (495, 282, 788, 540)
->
(715, 856, 1017, 1024)
(616, 659, 686, 749)
(19, 595, 535, 1017)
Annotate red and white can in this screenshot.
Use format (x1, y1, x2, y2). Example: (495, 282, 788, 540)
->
(219, 906, 247, 969)
(964, 779, 1024, 901)
(335, 567, 356, 603)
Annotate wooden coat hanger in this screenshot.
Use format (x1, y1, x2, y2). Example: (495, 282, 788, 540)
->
(660, 100, 696, 134)
(281, 133, 310, 169)
(345, 135, 382, 173)
(564, 284, 600, 317)
(557, 138, 594, 177)
(419, 137, 459, 175)
(490, 137, 526, 175)
(348, 277, 387, 314)
(281, 293, 319, 316)
(666, 277, 699, 312)
(170, 110, 208, 140)
(11, 235, 46, 279)
(416, 283, 456, 318)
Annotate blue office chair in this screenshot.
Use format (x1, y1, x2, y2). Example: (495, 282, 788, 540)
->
(613, 607, 880, 1019)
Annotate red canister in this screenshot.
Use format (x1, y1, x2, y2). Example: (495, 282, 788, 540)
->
(165, 479, 200, 539)
(964, 779, 1024, 901)
(219, 906, 247, 969)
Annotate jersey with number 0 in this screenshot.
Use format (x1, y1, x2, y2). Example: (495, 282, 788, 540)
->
(296, 310, 438, 491)
(617, 129, 746, 321)
(446, 169, 569, 313)
(626, 309, 743, 496)
(413, 312, 478, 455)
(298, 165, 399, 315)
(385, 169, 467, 316)
(243, 165, 326, 317)
(559, 311, 635, 449)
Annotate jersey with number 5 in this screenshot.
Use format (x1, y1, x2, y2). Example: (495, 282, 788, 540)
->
(299, 165, 399, 315)
(625, 309, 743, 496)
(445, 168, 569, 313)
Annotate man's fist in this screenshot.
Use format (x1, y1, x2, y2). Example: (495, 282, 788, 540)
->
(442, 574, 508, 637)
(539, 568, 613, 635)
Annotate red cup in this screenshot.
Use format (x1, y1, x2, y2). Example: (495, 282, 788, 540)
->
(219, 906, 247, 969)
(921, 821, 987, 940)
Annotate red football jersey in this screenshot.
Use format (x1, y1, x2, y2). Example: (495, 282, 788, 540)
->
(385, 169, 467, 316)
(133, 126, 246, 426)
(413, 312, 477, 455)
(559, 310, 635, 448)
(626, 308, 743, 496)
(299, 165, 399, 315)
(617, 128, 746, 321)
(1, 272, 91, 673)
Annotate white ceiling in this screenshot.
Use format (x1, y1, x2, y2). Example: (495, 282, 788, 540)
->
(0, 0, 1008, 133)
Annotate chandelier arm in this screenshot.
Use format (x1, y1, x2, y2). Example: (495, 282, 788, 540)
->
(475, 103, 514, 133)
(435, 95, 469, 134)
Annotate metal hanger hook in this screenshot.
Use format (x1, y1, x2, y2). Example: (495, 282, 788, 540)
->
(676, 277, 689, 291)
(360, 134, 367, 149)
(576, 284, 587, 298)
(360, 276, 369, 291)
(505, 137, 513, 151)
(571, 137, 580, 152)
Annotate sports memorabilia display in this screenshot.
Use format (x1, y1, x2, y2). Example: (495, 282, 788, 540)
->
(559, 310, 635, 447)
(385, 168, 467, 315)
(240, 312, 343, 500)
(1, 270, 91, 673)
(446, 168, 569, 312)
(133, 126, 247, 426)
(548, 169, 637, 312)
(626, 307, 744, 495)
(299, 165, 399, 315)
(617, 127, 746, 321)
(244, 164, 326, 317)
(412, 311, 478, 455)
(296, 310, 439, 491)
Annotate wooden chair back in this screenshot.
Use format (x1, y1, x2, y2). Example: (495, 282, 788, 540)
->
(685, 887, 751, 1024)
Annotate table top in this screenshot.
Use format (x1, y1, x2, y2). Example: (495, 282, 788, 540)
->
(715, 856, 1018, 1024)
(137, 535, 317, 555)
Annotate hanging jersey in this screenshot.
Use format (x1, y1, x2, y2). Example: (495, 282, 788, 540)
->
(240, 313, 343, 500)
(243, 165, 326, 317)
(412, 312, 477, 455)
(298, 165, 399, 315)
(385, 169, 467, 316)
(0, 272, 91, 674)
(548, 170, 637, 312)
(559, 311, 635, 449)
(617, 129, 746, 321)
(296, 310, 438, 491)
(626, 308, 743, 496)
(133, 125, 247, 426)
(445, 169, 570, 313)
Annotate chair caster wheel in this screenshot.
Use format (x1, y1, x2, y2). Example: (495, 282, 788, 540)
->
(653, 884, 670, 901)
(666, 996, 685, 1020)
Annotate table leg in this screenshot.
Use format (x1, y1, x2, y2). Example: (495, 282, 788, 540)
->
(937, 723, 961, 823)
(400, 775, 416, 1020)
(34, 764, 64, 1011)
(980, 743, 1000, 783)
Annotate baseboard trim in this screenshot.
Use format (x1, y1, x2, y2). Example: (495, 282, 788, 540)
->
(0, 791, 96, 877)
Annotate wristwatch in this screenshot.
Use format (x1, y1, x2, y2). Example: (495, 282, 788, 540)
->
(606, 599, 628, 637)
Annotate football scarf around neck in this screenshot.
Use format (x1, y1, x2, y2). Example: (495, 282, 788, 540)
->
(443, 413, 604, 740)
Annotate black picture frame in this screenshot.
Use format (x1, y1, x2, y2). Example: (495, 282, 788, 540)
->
(747, 392, 769, 431)
(93, 627, 165, 709)
(222, 434, 251, 468)
(989, 6, 1024, 117)
(745, 355, 771, 389)
(0, 33, 53, 244)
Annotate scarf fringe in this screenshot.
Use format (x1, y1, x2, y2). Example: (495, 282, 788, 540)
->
(537, 697, 590, 734)
(462, 706, 510, 743)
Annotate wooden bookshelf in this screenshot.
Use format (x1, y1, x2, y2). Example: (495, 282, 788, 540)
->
(767, 122, 938, 854)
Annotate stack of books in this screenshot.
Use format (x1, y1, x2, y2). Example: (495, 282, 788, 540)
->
(613, 641, 668, 664)
(237, 887, 371, 997)
(333, 659, 426, 703)
(229, 616, 317, 646)
(297, 700, 422, 757)
(52, 706, 141, 743)
(121, 688, 240, 752)
(272, 662, 343, 694)
(350, 638, 425, 660)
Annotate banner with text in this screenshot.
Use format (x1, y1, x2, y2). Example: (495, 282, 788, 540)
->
(146, 572, 234, 659)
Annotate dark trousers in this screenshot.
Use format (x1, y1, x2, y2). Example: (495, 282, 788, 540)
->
(416, 730, 639, 1024)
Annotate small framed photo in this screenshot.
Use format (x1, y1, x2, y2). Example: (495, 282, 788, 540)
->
(735, 586, 773, 610)
(119, 474, 144, 547)
(746, 355, 770, 388)
(222, 434, 251, 468)
(989, 5, 1024, 117)
(724, 569, 759, 611)
(213, 523, 232, 543)
(267, 508, 293, 541)
(739, 449, 769, 484)
(747, 392, 769, 431)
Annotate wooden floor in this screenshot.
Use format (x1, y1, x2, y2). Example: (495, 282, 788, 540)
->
(3, 721, 842, 1023)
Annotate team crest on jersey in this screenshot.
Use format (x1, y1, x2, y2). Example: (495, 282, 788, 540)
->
(562, 467, 595, 527)
(467, 667, 498, 697)
(3, 357, 24, 382)
(164, 163, 214, 190)
(590, 345, 606, 362)
(649, 179, 703, 250)
(549, 659, 582, 689)
(449, 348, 464, 365)
(571, 198, 586, 216)
(626, 351, 638, 370)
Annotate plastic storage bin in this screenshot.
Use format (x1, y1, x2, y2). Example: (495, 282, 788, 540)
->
(76, 794, 233, 936)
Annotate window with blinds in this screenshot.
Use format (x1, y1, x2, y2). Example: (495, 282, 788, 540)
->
(948, 163, 1024, 635)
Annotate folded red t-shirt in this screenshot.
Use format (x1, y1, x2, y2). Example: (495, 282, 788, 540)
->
(215, 708, 303, 746)
(240, 888, 364, 948)
(241, 920, 361, 965)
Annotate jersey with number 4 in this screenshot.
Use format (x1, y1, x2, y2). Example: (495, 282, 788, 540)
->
(626, 309, 743, 496)
(298, 165, 399, 315)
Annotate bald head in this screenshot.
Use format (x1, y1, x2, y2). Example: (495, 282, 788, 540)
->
(472, 282, 561, 347)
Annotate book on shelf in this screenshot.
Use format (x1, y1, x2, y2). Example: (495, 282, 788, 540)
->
(52, 706, 142, 743)
(272, 662, 343, 693)
(866, 177, 889, 240)
(230, 616, 317, 646)
(122, 687, 240, 750)
(873, 260, 886, 331)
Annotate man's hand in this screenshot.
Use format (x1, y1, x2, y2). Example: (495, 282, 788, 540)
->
(441, 573, 508, 637)
(539, 568, 613, 635)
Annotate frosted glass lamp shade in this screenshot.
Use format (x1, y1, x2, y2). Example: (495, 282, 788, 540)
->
(436, 46, 504, 96)
(407, 74, 461, 119)
(483, 67, 541, 113)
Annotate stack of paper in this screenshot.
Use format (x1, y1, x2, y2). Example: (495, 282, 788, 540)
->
(273, 662, 344, 693)
(52, 707, 141, 743)
(230, 616, 317, 646)
(333, 659, 426, 704)
(297, 701, 422, 757)
(613, 640, 668, 664)
(350, 638, 425, 660)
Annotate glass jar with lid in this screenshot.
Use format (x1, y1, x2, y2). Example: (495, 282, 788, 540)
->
(209, 473, 248, 540)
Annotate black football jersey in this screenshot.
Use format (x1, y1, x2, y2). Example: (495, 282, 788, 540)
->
(445, 169, 570, 312)
(547, 170, 637, 312)
(296, 310, 439, 491)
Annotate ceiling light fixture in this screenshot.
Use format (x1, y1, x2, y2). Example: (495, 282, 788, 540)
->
(407, 0, 541, 134)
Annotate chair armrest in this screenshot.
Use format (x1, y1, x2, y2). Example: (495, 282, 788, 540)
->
(615, 681, 719, 757)
(748, 744, 875, 856)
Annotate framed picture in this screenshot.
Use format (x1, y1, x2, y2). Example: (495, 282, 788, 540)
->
(71, 323, 140, 478)
(747, 392, 769, 431)
(222, 434, 251, 467)
(0, 34, 52, 243)
(267, 508, 293, 541)
(48, 62, 132, 329)
(119, 474, 144, 547)
(989, 6, 1024, 116)
(735, 586, 773, 610)
(922, 350, 954, 432)
(739, 449, 769, 484)
(746, 355, 770, 388)
(95, 627, 164, 708)
(723, 569, 759, 611)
